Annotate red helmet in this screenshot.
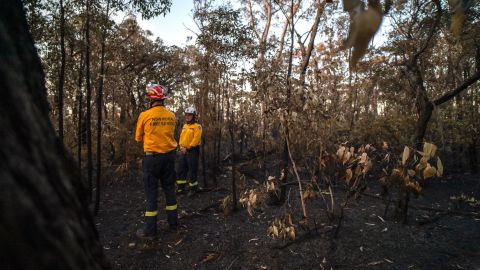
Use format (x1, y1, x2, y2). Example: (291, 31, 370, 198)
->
(146, 83, 168, 100)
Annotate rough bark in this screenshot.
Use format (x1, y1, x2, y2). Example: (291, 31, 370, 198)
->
(0, 1, 108, 269)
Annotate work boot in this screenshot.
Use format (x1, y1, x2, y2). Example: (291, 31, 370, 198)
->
(167, 211, 178, 232)
(176, 184, 186, 195)
(136, 216, 157, 240)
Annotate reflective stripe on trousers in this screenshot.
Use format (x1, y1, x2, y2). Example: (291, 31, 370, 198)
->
(177, 146, 200, 188)
(143, 150, 178, 228)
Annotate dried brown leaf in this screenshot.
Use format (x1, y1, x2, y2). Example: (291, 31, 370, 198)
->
(423, 142, 437, 159)
(200, 252, 219, 264)
(423, 164, 437, 179)
(346, 4, 383, 67)
(346, 168, 353, 183)
(437, 157, 443, 177)
(402, 146, 409, 165)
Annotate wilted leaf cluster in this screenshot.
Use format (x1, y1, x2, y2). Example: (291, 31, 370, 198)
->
(380, 142, 443, 195)
(267, 214, 296, 240)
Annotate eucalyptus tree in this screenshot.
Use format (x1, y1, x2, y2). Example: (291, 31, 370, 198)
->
(193, 0, 255, 200)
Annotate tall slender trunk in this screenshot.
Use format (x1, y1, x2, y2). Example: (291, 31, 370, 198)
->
(213, 83, 219, 184)
(228, 88, 237, 211)
(214, 76, 225, 187)
(201, 54, 210, 187)
(85, 0, 93, 204)
(94, 0, 110, 215)
(280, 0, 295, 202)
(57, 0, 66, 142)
(349, 73, 358, 135)
(77, 51, 84, 175)
(262, 93, 267, 181)
(230, 124, 237, 211)
(298, 0, 324, 85)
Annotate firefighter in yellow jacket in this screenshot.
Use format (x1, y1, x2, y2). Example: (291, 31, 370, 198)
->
(177, 106, 202, 195)
(135, 83, 178, 239)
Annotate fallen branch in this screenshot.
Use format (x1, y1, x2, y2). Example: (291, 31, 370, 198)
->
(285, 132, 307, 218)
(225, 256, 239, 270)
(359, 191, 480, 218)
(410, 205, 480, 218)
(415, 212, 448, 226)
(278, 180, 312, 187)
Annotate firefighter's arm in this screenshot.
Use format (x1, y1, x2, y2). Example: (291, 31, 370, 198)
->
(189, 124, 202, 148)
(135, 113, 144, 142)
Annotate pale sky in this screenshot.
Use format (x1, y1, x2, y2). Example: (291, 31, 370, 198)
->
(114, 0, 389, 50)
(115, 1, 295, 48)
(114, 1, 197, 46)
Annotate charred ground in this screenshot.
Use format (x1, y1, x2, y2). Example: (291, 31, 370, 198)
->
(97, 163, 480, 270)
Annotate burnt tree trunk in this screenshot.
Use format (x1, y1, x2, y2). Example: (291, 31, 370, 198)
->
(201, 143, 208, 187)
(0, 1, 107, 269)
(279, 0, 296, 203)
(408, 64, 434, 149)
(395, 1, 441, 224)
(226, 86, 237, 211)
(77, 50, 85, 174)
(57, 0, 66, 141)
(404, 0, 441, 150)
(94, 0, 110, 216)
(85, 0, 93, 204)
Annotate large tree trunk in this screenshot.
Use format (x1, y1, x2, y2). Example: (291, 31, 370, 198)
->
(0, 1, 107, 269)
(408, 64, 434, 149)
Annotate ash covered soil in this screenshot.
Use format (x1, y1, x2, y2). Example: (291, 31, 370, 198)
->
(96, 168, 480, 270)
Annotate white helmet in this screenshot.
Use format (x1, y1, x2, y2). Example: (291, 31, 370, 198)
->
(184, 106, 197, 115)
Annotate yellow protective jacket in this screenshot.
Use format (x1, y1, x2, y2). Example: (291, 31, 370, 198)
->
(135, 106, 178, 153)
(179, 123, 202, 149)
